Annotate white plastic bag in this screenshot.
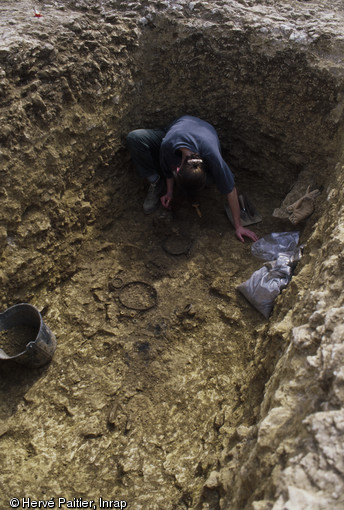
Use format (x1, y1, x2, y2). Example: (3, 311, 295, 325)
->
(251, 232, 300, 261)
(237, 260, 292, 318)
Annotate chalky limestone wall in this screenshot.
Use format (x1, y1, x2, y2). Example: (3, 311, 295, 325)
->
(1, 1, 344, 508)
(211, 158, 344, 510)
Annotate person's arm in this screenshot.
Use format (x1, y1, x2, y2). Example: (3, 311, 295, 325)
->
(227, 187, 259, 243)
(161, 178, 174, 209)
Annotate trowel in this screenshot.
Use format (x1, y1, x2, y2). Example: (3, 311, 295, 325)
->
(225, 193, 262, 227)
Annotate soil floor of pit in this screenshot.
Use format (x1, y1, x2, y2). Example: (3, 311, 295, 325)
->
(0, 169, 297, 508)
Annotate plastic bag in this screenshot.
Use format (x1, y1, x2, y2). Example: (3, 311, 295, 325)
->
(237, 260, 292, 318)
(251, 232, 300, 261)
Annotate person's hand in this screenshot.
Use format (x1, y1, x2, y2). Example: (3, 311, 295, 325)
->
(235, 226, 259, 243)
(160, 192, 173, 209)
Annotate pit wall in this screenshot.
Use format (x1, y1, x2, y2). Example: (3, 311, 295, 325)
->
(0, 5, 141, 304)
(1, 2, 344, 304)
(202, 156, 344, 510)
(1, 2, 344, 508)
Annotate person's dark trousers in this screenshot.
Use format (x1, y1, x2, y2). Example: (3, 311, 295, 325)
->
(126, 128, 167, 181)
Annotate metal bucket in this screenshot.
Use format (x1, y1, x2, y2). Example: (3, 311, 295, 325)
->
(0, 303, 57, 368)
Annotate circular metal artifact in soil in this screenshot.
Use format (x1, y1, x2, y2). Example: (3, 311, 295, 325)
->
(119, 281, 157, 311)
(109, 276, 124, 290)
(162, 234, 193, 256)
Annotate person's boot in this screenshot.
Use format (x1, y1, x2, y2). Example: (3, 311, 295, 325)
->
(143, 177, 165, 214)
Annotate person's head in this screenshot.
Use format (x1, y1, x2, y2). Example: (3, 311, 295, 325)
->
(174, 153, 206, 199)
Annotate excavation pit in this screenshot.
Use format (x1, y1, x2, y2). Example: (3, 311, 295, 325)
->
(1, 1, 344, 509)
